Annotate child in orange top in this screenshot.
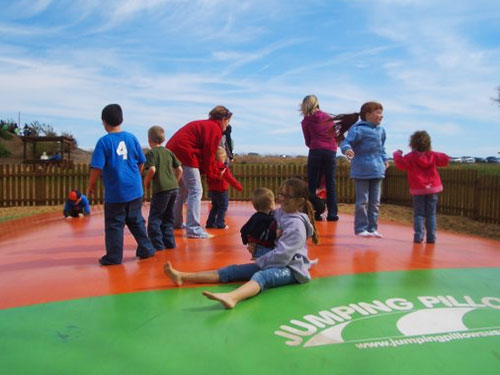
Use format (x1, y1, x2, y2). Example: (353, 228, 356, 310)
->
(206, 147, 243, 229)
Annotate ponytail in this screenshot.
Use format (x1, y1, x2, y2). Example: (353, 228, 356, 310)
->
(325, 113, 359, 142)
(304, 199, 319, 245)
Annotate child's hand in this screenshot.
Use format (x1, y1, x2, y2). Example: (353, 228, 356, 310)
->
(345, 149, 355, 159)
(276, 229, 283, 239)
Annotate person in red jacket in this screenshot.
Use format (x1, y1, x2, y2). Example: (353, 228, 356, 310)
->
(393, 131, 450, 244)
(166, 106, 232, 238)
(206, 147, 243, 229)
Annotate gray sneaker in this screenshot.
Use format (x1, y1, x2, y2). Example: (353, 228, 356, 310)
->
(356, 230, 373, 237)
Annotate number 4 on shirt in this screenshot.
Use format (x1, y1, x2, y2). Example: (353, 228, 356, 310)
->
(116, 141, 128, 160)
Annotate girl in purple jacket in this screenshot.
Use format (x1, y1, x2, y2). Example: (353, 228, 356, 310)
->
(163, 178, 318, 309)
(393, 131, 450, 244)
(300, 95, 358, 221)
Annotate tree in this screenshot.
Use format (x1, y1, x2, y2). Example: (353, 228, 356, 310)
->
(494, 86, 500, 106)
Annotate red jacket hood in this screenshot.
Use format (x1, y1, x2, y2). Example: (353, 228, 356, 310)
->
(409, 151, 436, 169)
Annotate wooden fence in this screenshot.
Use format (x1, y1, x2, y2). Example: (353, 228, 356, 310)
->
(1, 163, 499, 224)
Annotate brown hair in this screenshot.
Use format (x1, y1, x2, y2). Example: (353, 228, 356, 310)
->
(209, 106, 232, 120)
(328, 113, 360, 142)
(280, 178, 319, 245)
(359, 101, 383, 121)
(148, 125, 165, 144)
(409, 130, 432, 152)
(252, 187, 275, 212)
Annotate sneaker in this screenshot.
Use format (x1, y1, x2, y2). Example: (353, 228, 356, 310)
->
(138, 252, 155, 260)
(174, 224, 186, 229)
(326, 216, 339, 222)
(216, 225, 229, 229)
(370, 231, 383, 238)
(205, 225, 215, 229)
(187, 233, 214, 239)
(356, 230, 373, 237)
(99, 257, 120, 266)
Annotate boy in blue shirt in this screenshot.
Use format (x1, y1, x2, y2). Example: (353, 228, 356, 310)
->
(88, 104, 155, 265)
(63, 189, 91, 218)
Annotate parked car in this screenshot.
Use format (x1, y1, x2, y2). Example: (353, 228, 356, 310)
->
(474, 157, 486, 163)
(461, 156, 475, 163)
(450, 157, 462, 163)
(486, 156, 500, 164)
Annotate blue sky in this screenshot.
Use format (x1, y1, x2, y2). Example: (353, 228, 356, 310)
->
(1, 0, 499, 157)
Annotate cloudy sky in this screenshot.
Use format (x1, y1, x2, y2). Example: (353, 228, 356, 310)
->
(1, 0, 499, 157)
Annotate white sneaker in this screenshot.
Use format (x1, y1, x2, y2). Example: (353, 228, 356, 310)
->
(370, 231, 383, 238)
(356, 230, 373, 237)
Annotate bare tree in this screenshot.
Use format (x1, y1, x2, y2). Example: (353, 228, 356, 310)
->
(494, 86, 500, 106)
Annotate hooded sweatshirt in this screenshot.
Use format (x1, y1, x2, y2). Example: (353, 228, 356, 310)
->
(340, 121, 388, 179)
(301, 110, 337, 151)
(256, 207, 313, 283)
(393, 150, 450, 195)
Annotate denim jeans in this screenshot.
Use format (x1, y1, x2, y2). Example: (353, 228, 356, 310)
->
(173, 166, 207, 237)
(148, 189, 178, 250)
(253, 246, 272, 259)
(102, 197, 155, 264)
(413, 194, 438, 243)
(354, 178, 382, 234)
(206, 190, 229, 228)
(307, 149, 338, 219)
(217, 263, 297, 291)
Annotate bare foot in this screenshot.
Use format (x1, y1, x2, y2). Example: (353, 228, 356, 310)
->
(202, 291, 236, 309)
(163, 261, 183, 286)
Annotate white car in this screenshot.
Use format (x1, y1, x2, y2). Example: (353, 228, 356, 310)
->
(451, 157, 462, 163)
(461, 156, 475, 163)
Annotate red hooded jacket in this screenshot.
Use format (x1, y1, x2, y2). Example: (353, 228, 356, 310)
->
(207, 161, 243, 193)
(393, 150, 450, 195)
(166, 119, 222, 180)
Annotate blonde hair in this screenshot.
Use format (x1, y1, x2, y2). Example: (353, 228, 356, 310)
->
(252, 187, 275, 212)
(148, 125, 165, 144)
(280, 178, 319, 245)
(215, 147, 227, 161)
(300, 95, 319, 116)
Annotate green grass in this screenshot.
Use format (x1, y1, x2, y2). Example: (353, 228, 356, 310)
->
(448, 163, 500, 175)
(0, 141, 11, 157)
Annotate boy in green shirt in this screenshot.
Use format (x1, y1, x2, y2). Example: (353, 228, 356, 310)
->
(144, 126, 183, 250)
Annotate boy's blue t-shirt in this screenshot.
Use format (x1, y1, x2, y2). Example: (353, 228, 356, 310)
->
(90, 131, 146, 203)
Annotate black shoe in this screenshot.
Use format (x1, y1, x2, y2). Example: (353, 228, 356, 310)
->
(326, 216, 339, 222)
(206, 225, 215, 228)
(137, 252, 155, 259)
(99, 257, 120, 266)
(314, 215, 323, 221)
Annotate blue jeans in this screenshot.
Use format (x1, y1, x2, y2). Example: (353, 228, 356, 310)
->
(102, 197, 155, 264)
(148, 189, 178, 250)
(413, 194, 438, 243)
(206, 190, 229, 228)
(253, 246, 272, 259)
(217, 263, 297, 291)
(354, 178, 382, 234)
(307, 149, 338, 219)
(173, 166, 207, 237)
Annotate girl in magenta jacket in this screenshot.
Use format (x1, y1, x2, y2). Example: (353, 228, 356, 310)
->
(393, 131, 450, 244)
